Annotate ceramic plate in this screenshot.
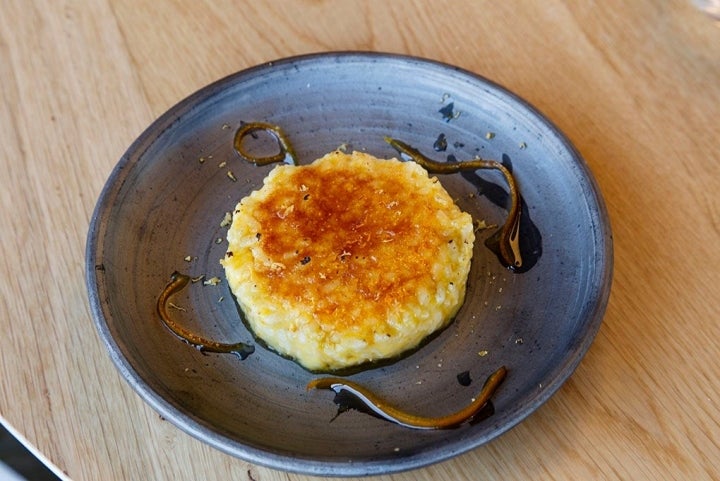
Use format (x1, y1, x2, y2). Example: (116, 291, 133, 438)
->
(86, 52, 612, 476)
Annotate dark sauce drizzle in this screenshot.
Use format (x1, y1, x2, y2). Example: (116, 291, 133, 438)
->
(307, 366, 506, 430)
(154, 122, 517, 429)
(234, 122, 299, 166)
(384, 137, 522, 271)
(157, 272, 254, 359)
(454, 153, 542, 273)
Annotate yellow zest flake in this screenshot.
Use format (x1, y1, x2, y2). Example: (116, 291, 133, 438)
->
(220, 211, 232, 227)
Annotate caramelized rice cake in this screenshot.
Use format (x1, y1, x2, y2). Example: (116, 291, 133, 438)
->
(222, 150, 474, 372)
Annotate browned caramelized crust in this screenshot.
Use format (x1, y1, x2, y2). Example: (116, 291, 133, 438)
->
(255, 158, 450, 328)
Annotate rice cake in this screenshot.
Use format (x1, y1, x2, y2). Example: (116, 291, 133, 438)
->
(221, 150, 474, 372)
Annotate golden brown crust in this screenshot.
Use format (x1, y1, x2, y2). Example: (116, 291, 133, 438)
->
(253, 154, 449, 329)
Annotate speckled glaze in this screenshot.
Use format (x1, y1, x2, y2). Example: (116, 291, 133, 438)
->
(85, 52, 612, 477)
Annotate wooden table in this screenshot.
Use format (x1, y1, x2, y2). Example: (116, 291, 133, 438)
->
(2, 1, 719, 480)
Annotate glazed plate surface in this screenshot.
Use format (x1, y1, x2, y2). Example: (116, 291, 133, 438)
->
(86, 52, 612, 476)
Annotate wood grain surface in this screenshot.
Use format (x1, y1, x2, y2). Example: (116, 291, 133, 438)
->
(1, 1, 719, 480)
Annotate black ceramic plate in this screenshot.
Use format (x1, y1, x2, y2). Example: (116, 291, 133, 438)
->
(86, 52, 612, 476)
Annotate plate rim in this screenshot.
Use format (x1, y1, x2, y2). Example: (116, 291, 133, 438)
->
(85, 51, 613, 476)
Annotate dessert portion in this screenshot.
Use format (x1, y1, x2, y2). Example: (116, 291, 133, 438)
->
(222, 150, 474, 372)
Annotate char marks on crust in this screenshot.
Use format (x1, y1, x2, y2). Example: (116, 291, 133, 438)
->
(252, 155, 447, 328)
